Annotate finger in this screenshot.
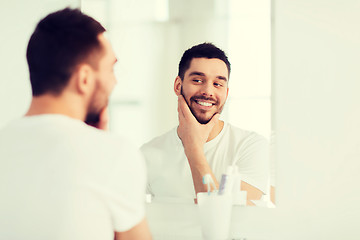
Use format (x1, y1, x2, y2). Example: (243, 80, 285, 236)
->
(178, 95, 195, 120)
(177, 96, 185, 119)
(97, 107, 109, 131)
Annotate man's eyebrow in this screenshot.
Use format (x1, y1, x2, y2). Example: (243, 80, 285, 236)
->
(188, 71, 228, 81)
(217, 76, 228, 81)
(188, 71, 205, 77)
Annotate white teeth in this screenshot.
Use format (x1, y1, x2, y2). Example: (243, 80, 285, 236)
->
(197, 101, 212, 107)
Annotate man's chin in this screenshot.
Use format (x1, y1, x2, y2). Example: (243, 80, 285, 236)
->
(197, 118, 211, 124)
(85, 112, 100, 125)
(194, 114, 217, 125)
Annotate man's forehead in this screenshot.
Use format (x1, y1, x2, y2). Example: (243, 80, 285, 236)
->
(186, 57, 229, 79)
(98, 33, 110, 49)
(98, 33, 116, 59)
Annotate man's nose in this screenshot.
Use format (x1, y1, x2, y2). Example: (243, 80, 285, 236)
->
(200, 82, 214, 97)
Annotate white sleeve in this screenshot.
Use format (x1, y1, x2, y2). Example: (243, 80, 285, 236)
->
(235, 133, 270, 194)
(105, 144, 147, 232)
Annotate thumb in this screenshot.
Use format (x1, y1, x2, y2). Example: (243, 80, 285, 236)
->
(97, 107, 109, 131)
(208, 113, 220, 127)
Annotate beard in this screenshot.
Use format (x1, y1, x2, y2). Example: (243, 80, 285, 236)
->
(85, 80, 108, 126)
(85, 111, 101, 125)
(180, 87, 225, 124)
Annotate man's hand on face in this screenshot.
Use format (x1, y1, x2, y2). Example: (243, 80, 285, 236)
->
(97, 107, 110, 130)
(177, 95, 219, 153)
(86, 107, 109, 131)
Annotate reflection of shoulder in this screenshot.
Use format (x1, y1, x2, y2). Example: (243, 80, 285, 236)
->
(140, 128, 181, 166)
(226, 123, 266, 139)
(225, 123, 268, 147)
(140, 127, 177, 151)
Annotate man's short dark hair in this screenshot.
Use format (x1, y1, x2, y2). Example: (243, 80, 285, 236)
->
(178, 42, 231, 80)
(26, 8, 106, 96)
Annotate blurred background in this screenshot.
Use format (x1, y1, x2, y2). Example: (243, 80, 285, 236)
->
(0, 0, 272, 148)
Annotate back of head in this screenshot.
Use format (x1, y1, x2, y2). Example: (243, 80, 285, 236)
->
(178, 42, 231, 80)
(26, 8, 106, 96)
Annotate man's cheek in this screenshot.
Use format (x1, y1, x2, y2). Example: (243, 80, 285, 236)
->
(180, 88, 191, 107)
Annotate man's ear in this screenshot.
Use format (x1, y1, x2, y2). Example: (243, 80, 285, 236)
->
(174, 76, 182, 96)
(75, 64, 95, 95)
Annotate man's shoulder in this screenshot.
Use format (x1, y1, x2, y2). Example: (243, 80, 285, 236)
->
(140, 127, 177, 151)
(33, 114, 138, 155)
(225, 123, 268, 143)
(82, 127, 140, 157)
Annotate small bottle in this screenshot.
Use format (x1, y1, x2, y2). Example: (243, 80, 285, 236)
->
(218, 166, 234, 195)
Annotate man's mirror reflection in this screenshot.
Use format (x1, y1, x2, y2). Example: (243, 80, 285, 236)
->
(141, 43, 274, 206)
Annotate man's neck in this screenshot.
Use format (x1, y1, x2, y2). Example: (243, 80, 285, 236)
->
(25, 94, 85, 121)
(207, 120, 224, 142)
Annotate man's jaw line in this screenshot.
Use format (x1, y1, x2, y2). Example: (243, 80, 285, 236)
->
(180, 88, 220, 124)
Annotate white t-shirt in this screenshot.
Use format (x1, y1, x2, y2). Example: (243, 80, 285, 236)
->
(0, 114, 146, 240)
(141, 122, 270, 201)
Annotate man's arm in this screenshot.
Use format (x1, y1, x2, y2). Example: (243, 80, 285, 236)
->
(115, 218, 152, 240)
(177, 95, 220, 195)
(184, 146, 219, 194)
(270, 186, 275, 204)
(241, 181, 263, 206)
(178, 95, 264, 204)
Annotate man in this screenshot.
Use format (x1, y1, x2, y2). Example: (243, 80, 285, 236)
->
(141, 43, 270, 205)
(0, 8, 152, 240)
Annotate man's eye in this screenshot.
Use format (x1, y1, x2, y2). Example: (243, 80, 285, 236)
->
(214, 82, 222, 87)
(193, 79, 202, 83)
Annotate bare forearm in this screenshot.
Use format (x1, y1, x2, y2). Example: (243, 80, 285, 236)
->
(115, 218, 152, 240)
(240, 181, 264, 206)
(185, 148, 219, 195)
(176, 95, 222, 197)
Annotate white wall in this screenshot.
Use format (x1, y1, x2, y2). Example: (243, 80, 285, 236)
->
(0, 0, 79, 128)
(240, 1, 360, 239)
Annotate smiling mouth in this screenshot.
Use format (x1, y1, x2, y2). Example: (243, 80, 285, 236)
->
(194, 100, 215, 107)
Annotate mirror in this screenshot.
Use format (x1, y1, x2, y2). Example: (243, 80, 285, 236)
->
(81, 0, 274, 207)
